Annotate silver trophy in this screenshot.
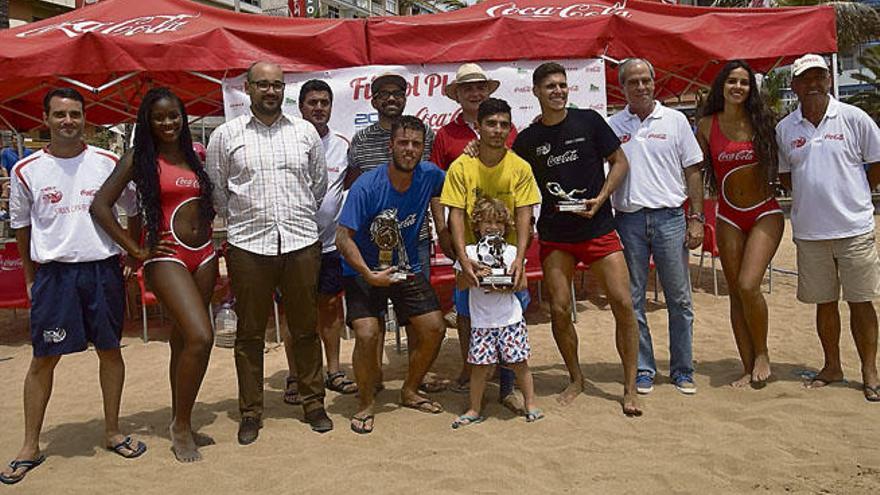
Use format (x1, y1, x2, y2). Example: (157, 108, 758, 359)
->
(475, 233, 514, 287)
(546, 182, 588, 212)
(369, 208, 411, 282)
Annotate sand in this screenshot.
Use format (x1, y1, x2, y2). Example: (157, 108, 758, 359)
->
(1, 219, 879, 494)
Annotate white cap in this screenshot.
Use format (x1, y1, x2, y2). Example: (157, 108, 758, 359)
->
(791, 54, 829, 78)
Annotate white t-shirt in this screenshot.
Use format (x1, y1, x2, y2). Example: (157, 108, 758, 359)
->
(454, 244, 523, 328)
(316, 129, 351, 253)
(608, 102, 703, 213)
(777, 97, 880, 241)
(9, 145, 136, 263)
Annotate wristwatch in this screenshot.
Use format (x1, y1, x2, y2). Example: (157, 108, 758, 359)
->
(687, 212, 705, 223)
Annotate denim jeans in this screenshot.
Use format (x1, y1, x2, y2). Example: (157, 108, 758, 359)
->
(616, 207, 694, 379)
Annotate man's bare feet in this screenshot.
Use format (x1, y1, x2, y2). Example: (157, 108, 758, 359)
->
(751, 353, 772, 383)
(556, 379, 584, 406)
(803, 366, 845, 388)
(730, 373, 752, 388)
(170, 424, 201, 463)
(622, 392, 642, 417)
(192, 431, 215, 447)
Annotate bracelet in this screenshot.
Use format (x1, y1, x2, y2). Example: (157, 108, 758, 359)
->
(687, 212, 705, 223)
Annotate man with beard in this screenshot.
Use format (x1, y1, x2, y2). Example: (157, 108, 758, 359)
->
(207, 61, 331, 444)
(337, 116, 451, 434)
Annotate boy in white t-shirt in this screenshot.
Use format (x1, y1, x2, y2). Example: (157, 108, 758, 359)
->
(452, 198, 543, 428)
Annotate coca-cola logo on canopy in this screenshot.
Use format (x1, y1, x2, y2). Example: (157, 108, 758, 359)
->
(485, 1, 632, 18)
(16, 13, 199, 39)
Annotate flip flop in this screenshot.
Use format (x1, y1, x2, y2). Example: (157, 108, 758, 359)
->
(451, 414, 485, 429)
(0, 455, 46, 485)
(106, 436, 147, 459)
(418, 379, 448, 394)
(864, 385, 880, 403)
(448, 379, 470, 394)
(524, 409, 545, 423)
(401, 397, 443, 414)
(350, 415, 374, 435)
(797, 370, 847, 388)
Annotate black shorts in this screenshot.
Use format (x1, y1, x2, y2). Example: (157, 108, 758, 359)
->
(318, 250, 343, 295)
(30, 256, 124, 357)
(343, 272, 440, 326)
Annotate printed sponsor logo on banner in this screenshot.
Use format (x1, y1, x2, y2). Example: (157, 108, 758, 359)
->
(350, 73, 450, 101)
(415, 107, 462, 130)
(16, 13, 199, 39)
(354, 113, 378, 128)
(485, 2, 631, 19)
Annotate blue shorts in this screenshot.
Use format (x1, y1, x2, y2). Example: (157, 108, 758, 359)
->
(30, 257, 124, 357)
(454, 287, 531, 318)
(318, 250, 343, 295)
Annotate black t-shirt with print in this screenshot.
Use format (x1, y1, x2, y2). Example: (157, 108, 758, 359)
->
(512, 108, 621, 243)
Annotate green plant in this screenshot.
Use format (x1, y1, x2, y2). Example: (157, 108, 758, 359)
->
(846, 45, 880, 121)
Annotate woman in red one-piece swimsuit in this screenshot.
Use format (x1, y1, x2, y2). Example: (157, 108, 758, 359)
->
(91, 88, 216, 462)
(696, 61, 784, 389)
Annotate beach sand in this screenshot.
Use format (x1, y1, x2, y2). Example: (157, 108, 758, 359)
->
(1, 219, 879, 494)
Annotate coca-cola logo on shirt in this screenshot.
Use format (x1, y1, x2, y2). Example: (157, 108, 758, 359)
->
(619, 133, 632, 143)
(791, 137, 807, 149)
(485, 1, 632, 19)
(80, 189, 98, 197)
(647, 133, 667, 141)
(824, 133, 844, 141)
(16, 13, 198, 39)
(547, 149, 579, 167)
(40, 186, 63, 204)
(175, 177, 200, 188)
(717, 149, 754, 162)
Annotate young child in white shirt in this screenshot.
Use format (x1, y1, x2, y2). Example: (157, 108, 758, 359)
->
(452, 197, 542, 428)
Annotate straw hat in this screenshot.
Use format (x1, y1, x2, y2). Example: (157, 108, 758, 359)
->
(444, 63, 500, 102)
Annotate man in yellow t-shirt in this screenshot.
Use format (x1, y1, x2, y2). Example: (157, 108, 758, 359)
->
(440, 98, 540, 407)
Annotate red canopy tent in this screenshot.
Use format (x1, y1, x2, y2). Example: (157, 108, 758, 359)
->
(0, 0, 836, 131)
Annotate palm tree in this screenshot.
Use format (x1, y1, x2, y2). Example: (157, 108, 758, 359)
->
(846, 45, 880, 120)
(712, 1, 880, 53)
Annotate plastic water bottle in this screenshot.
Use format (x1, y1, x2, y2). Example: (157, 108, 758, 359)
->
(215, 303, 237, 334)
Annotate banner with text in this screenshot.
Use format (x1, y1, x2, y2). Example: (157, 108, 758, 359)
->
(222, 59, 606, 141)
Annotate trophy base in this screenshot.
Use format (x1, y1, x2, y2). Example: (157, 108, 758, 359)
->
(480, 275, 514, 287)
(556, 201, 586, 212)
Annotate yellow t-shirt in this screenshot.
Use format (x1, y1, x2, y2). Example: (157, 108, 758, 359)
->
(440, 150, 541, 244)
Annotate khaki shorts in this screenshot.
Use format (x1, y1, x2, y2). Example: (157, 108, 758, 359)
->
(794, 231, 880, 304)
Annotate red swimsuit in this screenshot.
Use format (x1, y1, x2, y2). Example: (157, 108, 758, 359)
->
(143, 157, 215, 272)
(709, 115, 782, 233)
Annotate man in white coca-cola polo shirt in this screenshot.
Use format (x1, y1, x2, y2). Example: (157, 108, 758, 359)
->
(777, 53, 880, 402)
(1, 88, 145, 486)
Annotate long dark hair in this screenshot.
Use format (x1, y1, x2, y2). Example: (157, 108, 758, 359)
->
(699, 60, 778, 196)
(133, 87, 215, 248)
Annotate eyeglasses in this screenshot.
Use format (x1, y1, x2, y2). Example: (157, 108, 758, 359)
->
(250, 80, 285, 92)
(375, 89, 406, 100)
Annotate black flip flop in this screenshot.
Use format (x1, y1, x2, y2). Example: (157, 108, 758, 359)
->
(350, 415, 374, 435)
(0, 455, 46, 485)
(107, 436, 147, 459)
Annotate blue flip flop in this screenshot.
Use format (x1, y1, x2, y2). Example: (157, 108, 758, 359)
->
(107, 436, 147, 459)
(525, 409, 545, 423)
(0, 454, 46, 485)
(451, 414, 485, 429)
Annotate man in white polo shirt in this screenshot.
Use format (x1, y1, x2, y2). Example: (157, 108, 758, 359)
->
(777, 53, 880, 402)
(609, 58, 705, 396)
(1, 88, 145, 486)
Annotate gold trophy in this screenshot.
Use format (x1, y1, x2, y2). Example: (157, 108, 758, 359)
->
(546, 181, 588, 212)
(369, 208, 411, 282)
(475, 233, 514, 287)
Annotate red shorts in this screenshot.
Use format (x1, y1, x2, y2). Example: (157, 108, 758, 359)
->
(539, 230, 623, 267)
(143, 231, 216, 273)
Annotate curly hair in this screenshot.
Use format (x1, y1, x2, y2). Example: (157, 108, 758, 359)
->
(471, 196, 514, 239)
(132, 87, 215, 248)
(698, 60, 778, 196)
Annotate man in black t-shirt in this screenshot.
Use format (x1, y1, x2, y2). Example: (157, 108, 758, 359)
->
(512, 62, 642, 416)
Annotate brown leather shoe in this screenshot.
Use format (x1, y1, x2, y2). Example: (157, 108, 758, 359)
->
(237, 417, 262, 445)
(304, 408, 333, 434)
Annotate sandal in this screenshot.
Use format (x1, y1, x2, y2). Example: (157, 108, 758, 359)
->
(284, 376, 302, 405)
(865, 384, 880, 403)
(325, 371, 358, 395)
(350, 415, 374, 435)
(524, 409, 544, 423)
(0, 455, 46, 485)
(106, 436, 147, 459)
(451, 414, 485, 429)
(401, 397, 444, 414)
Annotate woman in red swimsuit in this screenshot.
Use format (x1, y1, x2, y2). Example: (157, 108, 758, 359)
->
(696, 60, 784, 389)
(91, 88, 216, 462)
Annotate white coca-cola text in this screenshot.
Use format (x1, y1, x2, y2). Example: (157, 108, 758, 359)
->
(717, 149, 754, 162)
(175, 177, 200, 188)
(485, 1, 631, 19)
(547, 149, 579, 167)
(16, 13, 199, 39)
(415, 106, 462, 130)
